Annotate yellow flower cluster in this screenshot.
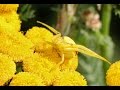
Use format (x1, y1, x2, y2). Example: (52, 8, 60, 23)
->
(23, 53, 55, 85)
(0, 4, 34, 62)
(0, 4, 19, 13)
(0, 4, 21, 32)
(1, 4, 120, 86)
(52, 69, 87, 86)
(0, 4, 87, 86)
(9, 72, 45, 86)
(23, 26, 87, 85)
(106, 60, 120, 86)
(22, 52, 86, 86)
(0, 11, 21, 32)
(25, 27, 78, 70)
(0, 53, 16, 86)
(26, 27, 54, 52)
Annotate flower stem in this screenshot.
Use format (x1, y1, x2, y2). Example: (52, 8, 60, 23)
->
(101, 4, 113, 85)
(101, 4, 112, 36)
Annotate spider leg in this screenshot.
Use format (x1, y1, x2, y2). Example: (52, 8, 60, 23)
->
(49, 54, 65, 72)
(76, 45, 111, 64)
(37, 21, 61, 35)
(62, 47, 78, 51)
(53, 34, 62, 40)
(57, 53, 65, 65)
(42, 34, 61, 47)
(63, 46, 111, 64)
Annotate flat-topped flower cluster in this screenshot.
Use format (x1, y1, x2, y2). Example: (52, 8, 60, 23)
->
(0, 4, 87, 86)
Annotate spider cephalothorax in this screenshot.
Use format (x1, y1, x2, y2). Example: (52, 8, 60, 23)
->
(37, 21, 111, 67)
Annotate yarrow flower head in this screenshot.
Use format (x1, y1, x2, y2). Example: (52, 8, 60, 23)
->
(9, 72, 45, 86)
(0, 34, 34, 62)
(52, 69, 87, 86)
(0, 4, 21, 32)
(0, 53, 16, 86)
(0, 22, 34, 49)
(23, 53, 55, 85)
(106, 60, 120, 86)
(0, 4, 19, 13)
(25, 26, 54, 52)
(0, 11, 21, 32)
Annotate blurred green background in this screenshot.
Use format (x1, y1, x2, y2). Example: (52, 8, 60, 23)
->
(17, 4, 120, 86)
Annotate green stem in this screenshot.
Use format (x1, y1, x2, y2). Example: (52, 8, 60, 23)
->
(101, 4, 112, 36)
(101, 4, 112, 85)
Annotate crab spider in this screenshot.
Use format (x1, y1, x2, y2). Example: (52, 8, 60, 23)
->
(37, 21, 111, 67)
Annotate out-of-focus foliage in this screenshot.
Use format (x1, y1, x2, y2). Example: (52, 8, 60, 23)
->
(113, 4, 120, 17)
(69, 4, 114, 85)
(18, 4, 116, 86)
(18, 4, 58, 31)
(18, 4, 36, 22)
(72, 29, 114, 85)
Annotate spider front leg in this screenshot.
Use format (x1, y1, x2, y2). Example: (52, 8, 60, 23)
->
(53, 33, 62, 40)
(49, 53, 65, 72)
(64, 45, 111, 64)
(57, 53, 65, 65)
(37, 21, 61, 35)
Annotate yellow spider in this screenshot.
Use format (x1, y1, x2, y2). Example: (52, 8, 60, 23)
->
(37, 21, 111, 68)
